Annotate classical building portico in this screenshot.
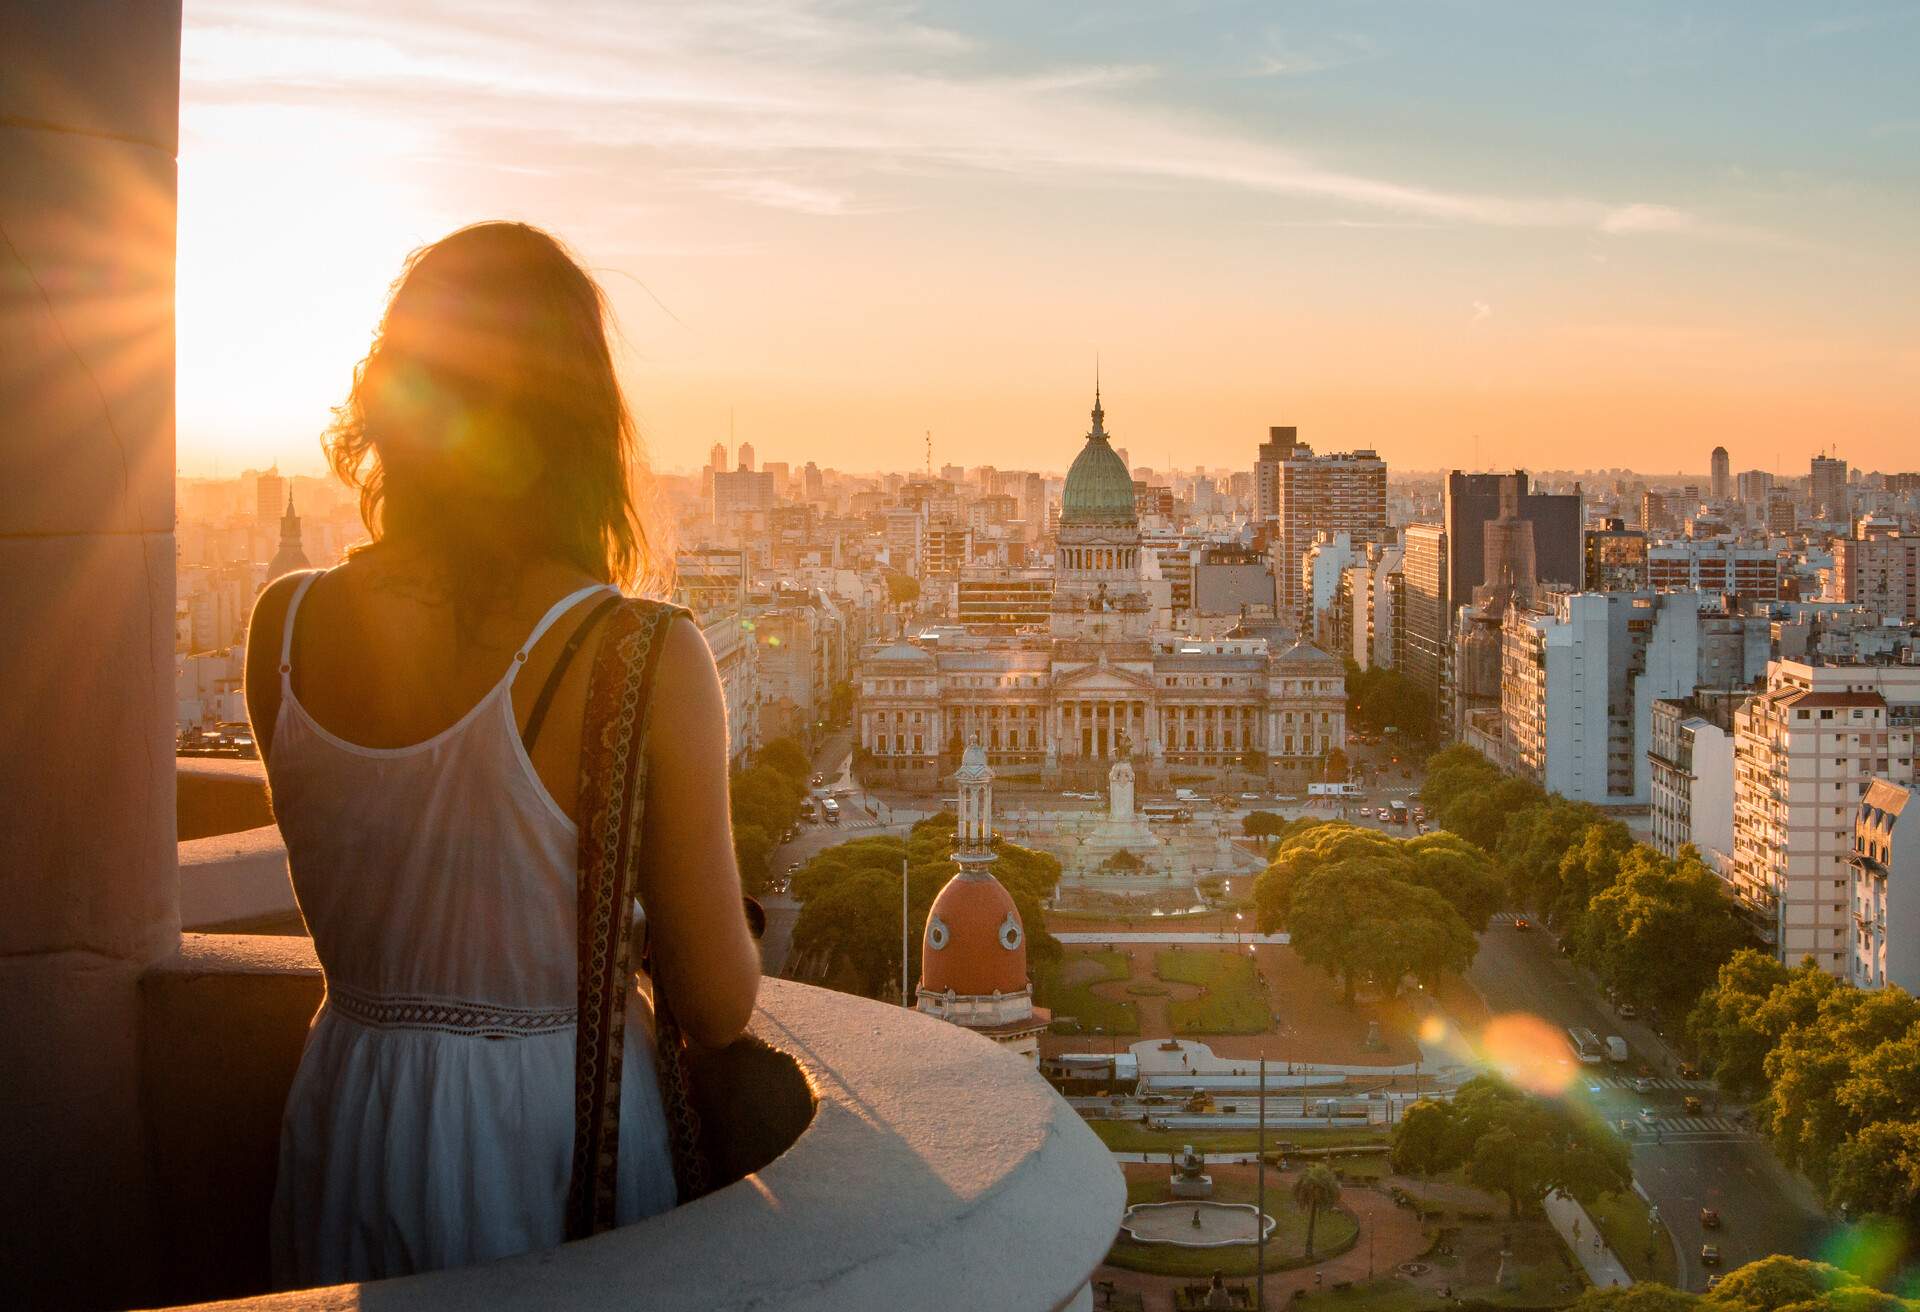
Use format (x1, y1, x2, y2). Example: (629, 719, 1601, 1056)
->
(856, 390, 1345, 791)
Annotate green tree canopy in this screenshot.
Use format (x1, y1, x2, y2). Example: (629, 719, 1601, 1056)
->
(1577, 847, 1753, 1019)
(1399, 1075, 1629, 1218)
(790, 815, 1062, 1000)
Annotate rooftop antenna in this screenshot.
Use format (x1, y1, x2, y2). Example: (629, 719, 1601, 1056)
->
(925, 430, 932, 479)
(729, 407, 736, 469)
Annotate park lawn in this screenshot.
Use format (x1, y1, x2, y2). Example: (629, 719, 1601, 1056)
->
(1090, 1120, 1388, 1154)
(1584, 1190, 1678, 1286)
(1157, 949, 1271, 1035)
(1034, 949, 1139, 1035)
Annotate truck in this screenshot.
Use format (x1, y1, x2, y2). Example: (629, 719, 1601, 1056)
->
(1605, 1035, 1630, 1064)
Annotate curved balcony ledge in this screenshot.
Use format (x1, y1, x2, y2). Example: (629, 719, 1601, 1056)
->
(144, 943, 1122, 1312)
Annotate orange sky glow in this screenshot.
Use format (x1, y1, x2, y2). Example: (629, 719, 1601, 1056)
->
(175, 2, 1919, 479)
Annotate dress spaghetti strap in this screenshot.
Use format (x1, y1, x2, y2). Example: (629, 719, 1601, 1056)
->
(279, 570, 328, 690)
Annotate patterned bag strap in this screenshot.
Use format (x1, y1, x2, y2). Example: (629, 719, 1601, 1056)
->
(564, 597, 696, 1240)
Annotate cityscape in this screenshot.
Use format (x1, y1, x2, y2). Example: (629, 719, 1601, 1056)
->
(8, 4, 1920, 1312)
(172, 393, 1920, 1309)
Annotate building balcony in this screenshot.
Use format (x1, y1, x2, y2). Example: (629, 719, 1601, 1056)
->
(127, 765, 1125, 1310)
(138, 939, 1121, 1312)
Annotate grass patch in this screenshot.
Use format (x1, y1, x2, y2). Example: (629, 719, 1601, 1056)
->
(1034, 949, 1139, 1035)
(1583, 1190, 1677, 1286)
(1088, 1121, 1388, 1154)
(1157, 950, 1271, 1034)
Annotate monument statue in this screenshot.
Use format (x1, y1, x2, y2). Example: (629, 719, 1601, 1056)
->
(1109, 754, 1135, 822)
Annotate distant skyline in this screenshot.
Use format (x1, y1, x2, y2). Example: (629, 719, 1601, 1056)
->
(177, 1, 1918, 477)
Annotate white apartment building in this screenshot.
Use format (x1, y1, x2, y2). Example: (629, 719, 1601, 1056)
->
(1731, 661, 1920, 975)
(1344, 543, 1403, 672)
(1649, 696, 1740, 873)
(1851, 780, 1920, 991)
(1499, 590, 1722, 806)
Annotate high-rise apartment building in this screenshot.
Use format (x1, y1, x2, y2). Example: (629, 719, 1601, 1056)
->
(1273, 442, 1387, 625)
(255, 466, 286, 523)
(1498, 590, 1727, 806)
(1445, 472, 1582, 607)
(1400, 524, 1449, 726)
(712, 467, 777, 524)
(1584, 520, 1649, 591)
(1649, 694, 1741, 873)
(1343, 543, 1403, 672)
(1831, 523, 1920, 622)
(1710, 446, 1732, 501)
(1811, 454, 1849, 521)
(1852, 781, 1920, 991)
(737, 441, 757, 472)
(1252, 426, 1299, 526)
(1767, 492, 1798, 534)
(1640, 490, 1674, 533)
(1731, 661, 1920, 975)
(1736, 469, 1774, 505)
(1646, 542, 1781, 601)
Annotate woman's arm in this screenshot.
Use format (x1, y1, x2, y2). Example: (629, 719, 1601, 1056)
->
(635, 615, 761, 1048)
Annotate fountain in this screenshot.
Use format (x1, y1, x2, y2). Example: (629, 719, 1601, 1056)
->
(1170, 1145, 1213, 1199)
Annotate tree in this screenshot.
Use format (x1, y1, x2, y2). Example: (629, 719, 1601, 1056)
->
(1254, 820, 1480, 999)
(789, 816, 1064, 999)
(1291, 1164, 1341, 1256)
(1687, 950, 1795, 1096)
(1706, 1256, 1870, 1312)
(732, 823, 774, 892)
(884, 571, 920, 606)
(1286, 861, 1474, 1001)
(1403, 830, 1503, 932)
(1575, 1285, 1698, 1312)
(1324, 746, 1350, 781)
(1549, 820, 1635, 937)
(1390, 1098, 1457, 1177)
(1419, 745, 1503, 815)
(1442, 1076, 1630, 1218)
(1578, 848, 1752, 1019)
(1496, 794, 1606, 915)
(1437, 775, 1545, 853)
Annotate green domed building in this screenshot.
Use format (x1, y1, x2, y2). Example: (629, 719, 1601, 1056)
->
(1053, 387, 1149, 642)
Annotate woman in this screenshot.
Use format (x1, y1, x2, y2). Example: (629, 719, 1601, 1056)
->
(245, 222, 761, 1288)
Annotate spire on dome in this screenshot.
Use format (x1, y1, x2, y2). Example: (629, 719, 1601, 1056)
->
(1090, 358, 1105, 440)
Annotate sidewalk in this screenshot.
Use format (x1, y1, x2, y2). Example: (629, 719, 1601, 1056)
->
(1543, 1190, 1632, 1289)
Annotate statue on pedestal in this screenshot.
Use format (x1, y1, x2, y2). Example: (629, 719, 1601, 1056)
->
(1109, 754, 1135, 822)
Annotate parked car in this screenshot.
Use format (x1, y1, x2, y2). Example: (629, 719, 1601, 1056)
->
(1701, 1245, 1722, 1268)
(1700, 1208, 1721, 1230)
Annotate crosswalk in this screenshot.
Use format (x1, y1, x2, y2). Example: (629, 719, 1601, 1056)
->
(1591, 1075, 1715, 1091)
(1628, 1114, 1747, 1137)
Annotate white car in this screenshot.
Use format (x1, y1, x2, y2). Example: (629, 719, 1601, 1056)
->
(1240, 792, 1262, 801)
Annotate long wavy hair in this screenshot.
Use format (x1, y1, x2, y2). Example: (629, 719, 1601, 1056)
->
(324, 222, 669, 610)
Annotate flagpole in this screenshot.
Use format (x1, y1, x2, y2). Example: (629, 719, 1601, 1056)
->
(1258, 1054, 1267, 1309)
(901, 855, 911, 1008)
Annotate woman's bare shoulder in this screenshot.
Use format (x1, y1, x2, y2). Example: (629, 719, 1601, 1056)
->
(646, 610, 726, 755)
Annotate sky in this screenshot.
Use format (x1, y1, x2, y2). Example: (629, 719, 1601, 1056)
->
(176, 1, 1920, 479)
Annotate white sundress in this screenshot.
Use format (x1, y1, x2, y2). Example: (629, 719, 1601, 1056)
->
(266, 573, 677, 1289)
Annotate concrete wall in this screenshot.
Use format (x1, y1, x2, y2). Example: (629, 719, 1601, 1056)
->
(0, 4, 183, 1304)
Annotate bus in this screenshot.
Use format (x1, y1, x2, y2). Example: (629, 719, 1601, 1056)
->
(821, 797, 841, 824)
(1568, 1027, 1606, 1065)
(1389, 800, 1408, 824)
(1142, 803, 1193, 823)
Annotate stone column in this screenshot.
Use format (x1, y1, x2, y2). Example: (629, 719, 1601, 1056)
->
(0, 4, 182, 1302)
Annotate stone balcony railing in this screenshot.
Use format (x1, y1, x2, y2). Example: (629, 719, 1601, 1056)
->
(155, 762, 1123, 1311)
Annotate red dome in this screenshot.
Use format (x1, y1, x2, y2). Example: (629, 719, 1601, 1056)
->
(920, 870, 1028, 997)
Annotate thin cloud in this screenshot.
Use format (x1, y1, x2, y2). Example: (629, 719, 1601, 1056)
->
(1249, 31, 1380, 77)
(1471, 301, 1493, 323)
(183, 0, 1741, 240)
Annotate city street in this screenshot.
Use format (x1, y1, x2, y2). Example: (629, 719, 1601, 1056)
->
(1468, 921, 1829, 1290)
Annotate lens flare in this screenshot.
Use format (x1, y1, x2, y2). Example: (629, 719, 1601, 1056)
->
(1820, 1216, 1909, 1292)
(1478, 1012, 1578, 1095)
